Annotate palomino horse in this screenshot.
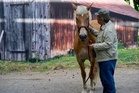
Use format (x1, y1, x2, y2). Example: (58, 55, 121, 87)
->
(72, 3, 100, 93)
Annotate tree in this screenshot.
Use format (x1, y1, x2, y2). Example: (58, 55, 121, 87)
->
(133, 0, 139, 11)
(125, 0, 139, 11)
(130, 0, 134, 8)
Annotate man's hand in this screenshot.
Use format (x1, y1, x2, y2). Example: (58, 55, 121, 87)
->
(88, 44, 96, 57)
(89, 44, 94, 50)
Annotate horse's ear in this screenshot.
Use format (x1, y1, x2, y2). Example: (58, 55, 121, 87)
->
(71, 3, 77, 10)
(87, 3, 94, 10)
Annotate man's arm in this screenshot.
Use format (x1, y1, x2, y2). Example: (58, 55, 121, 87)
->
(90, 28, 99, 37)
(93, 30, 114, 50)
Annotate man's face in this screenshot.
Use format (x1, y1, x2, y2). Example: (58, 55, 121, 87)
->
(97, 15, 104, 25)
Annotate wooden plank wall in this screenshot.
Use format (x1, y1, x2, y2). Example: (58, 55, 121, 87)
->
(110, 11, 139, 48)
(116, 25, 138, 48)
(0, 2, 4, 60)
(3, 1, 30, 61)
(2, 0, 50, 61)
(31, 1, 50, 60)
(50, 2, 75, 57)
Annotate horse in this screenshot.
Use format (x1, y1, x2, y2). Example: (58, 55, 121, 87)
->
(72, 3, 100, 93)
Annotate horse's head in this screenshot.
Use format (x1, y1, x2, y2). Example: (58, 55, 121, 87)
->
(72, 3, 93, 42)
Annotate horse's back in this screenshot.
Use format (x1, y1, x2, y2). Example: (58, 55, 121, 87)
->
(90, 20, 100, 31)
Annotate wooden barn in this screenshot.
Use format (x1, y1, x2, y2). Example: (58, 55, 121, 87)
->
(0, 0, 139, 61)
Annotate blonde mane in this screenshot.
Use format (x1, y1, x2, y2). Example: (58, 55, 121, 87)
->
(74, 5, 92, 21)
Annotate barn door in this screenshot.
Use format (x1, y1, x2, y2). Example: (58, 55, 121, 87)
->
(10, 4, 28, 61)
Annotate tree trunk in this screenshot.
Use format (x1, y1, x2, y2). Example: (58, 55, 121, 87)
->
(130, 0, 134, 8)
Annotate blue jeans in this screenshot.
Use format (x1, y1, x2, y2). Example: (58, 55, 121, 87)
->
(98, 60, 117, 93)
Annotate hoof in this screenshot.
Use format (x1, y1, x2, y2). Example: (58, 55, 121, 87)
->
(89, 88, 95, 93)
(89, 90, 94, 93)
(81, 89, 87, 93)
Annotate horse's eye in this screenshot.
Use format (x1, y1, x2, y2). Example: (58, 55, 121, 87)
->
(86, 18, 89, 21)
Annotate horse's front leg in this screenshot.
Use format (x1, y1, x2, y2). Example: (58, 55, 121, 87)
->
(89, 58, 98, 93)
(78, 60, 87, 93)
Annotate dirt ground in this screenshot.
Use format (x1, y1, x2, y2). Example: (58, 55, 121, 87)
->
(0, 67, 139, 93)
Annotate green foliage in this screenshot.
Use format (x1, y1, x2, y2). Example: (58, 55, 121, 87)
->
(138, 29, 139, 44)
(134, 0, 139, 11)
(138, 36, 139, 44)
(118, 42, 124, 49)
(125, 0, 130, 4)
(118, 48, 139, 62)
(125, 0, 139, 11)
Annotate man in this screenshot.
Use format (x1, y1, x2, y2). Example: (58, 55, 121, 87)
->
(89, 8, 118, 93)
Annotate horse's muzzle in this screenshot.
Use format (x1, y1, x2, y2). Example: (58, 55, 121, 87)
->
(78, 26, 88, 42)
(79, 34, 87, 41)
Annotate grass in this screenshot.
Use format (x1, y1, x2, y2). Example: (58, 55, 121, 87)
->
(118, 48, 139, 62)
(117, 48, 139, 69)
(0, 47, 139, 73)
(0, 55, 79, 73)
(138, 36, 139, 44)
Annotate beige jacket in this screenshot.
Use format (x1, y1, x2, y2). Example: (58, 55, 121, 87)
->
(90, 21, 118, 62)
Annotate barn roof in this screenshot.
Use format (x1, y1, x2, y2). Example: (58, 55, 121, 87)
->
(2, 0, 139, 19)
(58, 0, 139, 20)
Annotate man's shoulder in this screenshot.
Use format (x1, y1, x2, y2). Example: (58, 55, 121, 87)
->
(105, 22, 115, 31)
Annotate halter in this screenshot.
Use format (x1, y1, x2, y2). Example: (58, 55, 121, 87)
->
(77, 17, 90, 33)
(78, 26, 89, 33)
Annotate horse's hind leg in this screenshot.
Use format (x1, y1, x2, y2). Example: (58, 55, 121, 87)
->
(78, 61, 87, 93)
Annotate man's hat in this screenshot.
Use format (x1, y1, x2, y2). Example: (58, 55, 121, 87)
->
(95, 8, 110, 20)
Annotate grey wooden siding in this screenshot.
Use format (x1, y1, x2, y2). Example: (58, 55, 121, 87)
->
(2, 1, 50, 61)
(0, 2, 4, 60)
(31, 1, 50, 60)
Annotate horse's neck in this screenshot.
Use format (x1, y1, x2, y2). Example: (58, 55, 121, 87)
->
(88, 31, 96, 43)
(80, 41, 89, 48)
